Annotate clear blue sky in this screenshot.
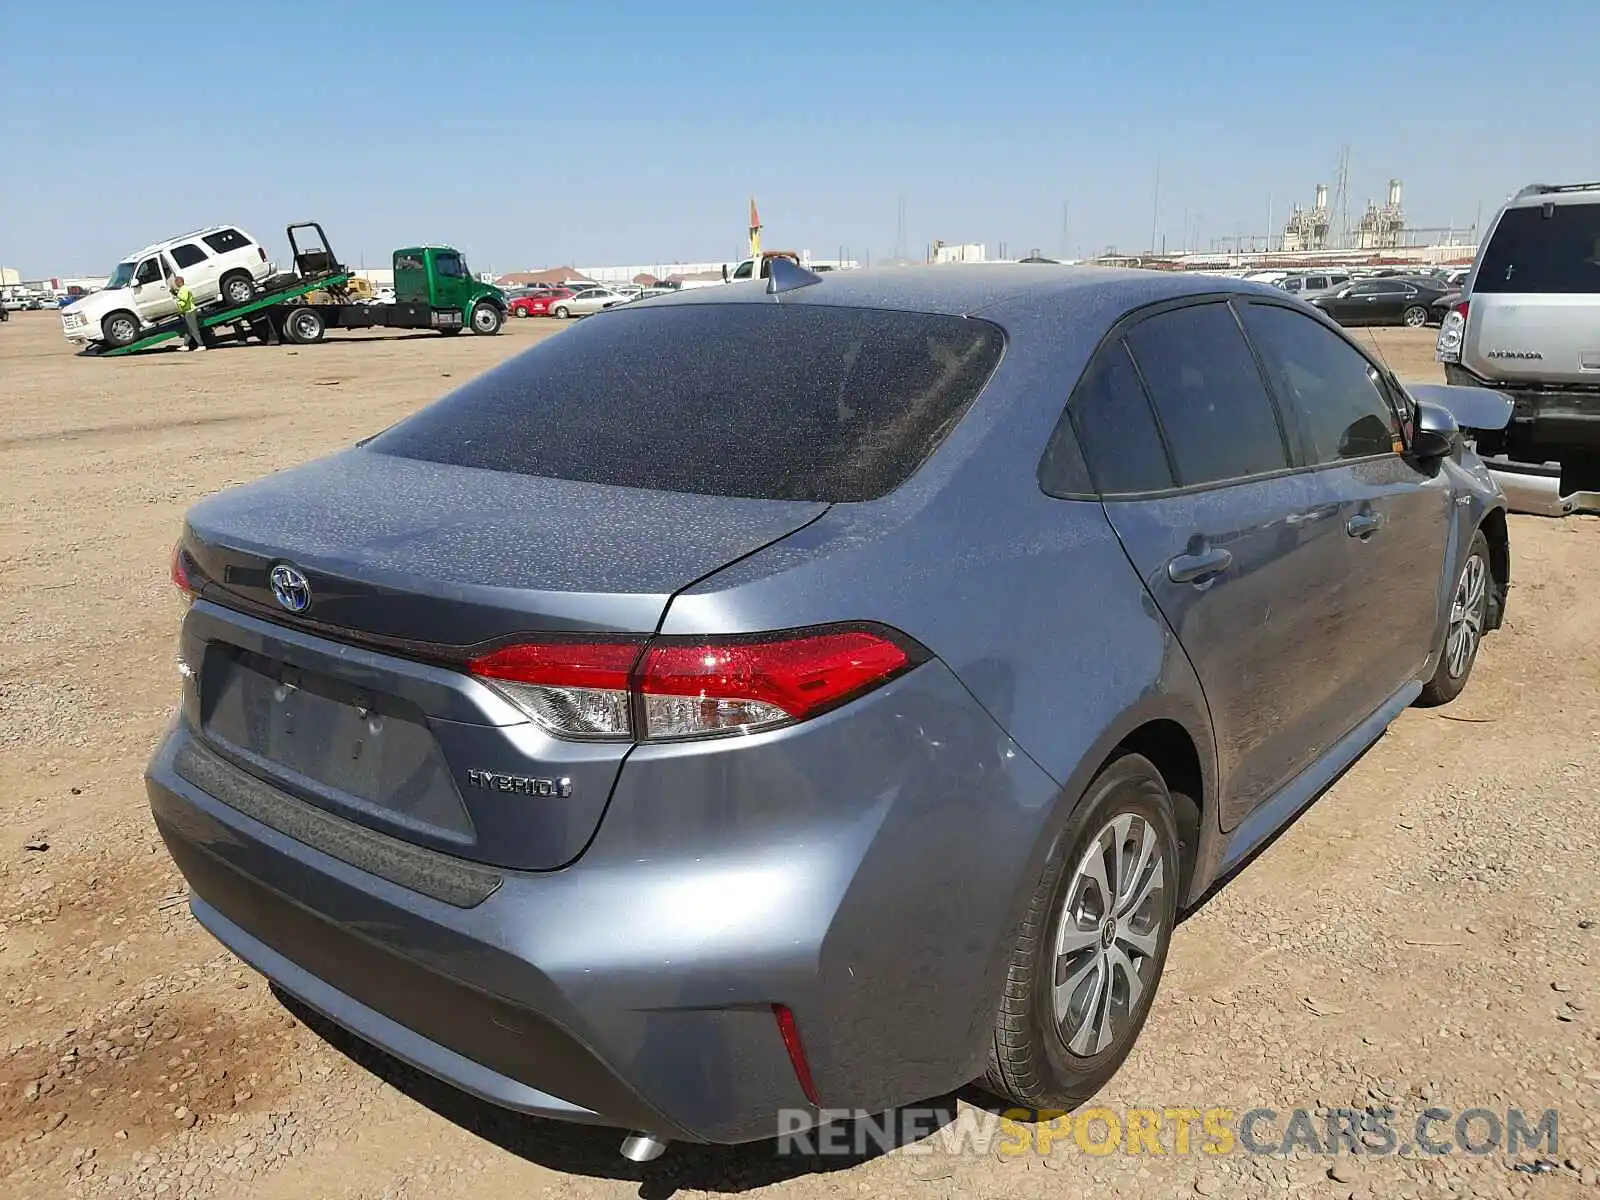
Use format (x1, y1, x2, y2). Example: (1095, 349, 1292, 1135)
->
(2, 0, 1596, 277)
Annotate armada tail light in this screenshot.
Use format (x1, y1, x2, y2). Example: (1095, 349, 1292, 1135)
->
(466, 625, 922, 742)
(258, 247, 268, 261)
(1436, 299, 1469, 363)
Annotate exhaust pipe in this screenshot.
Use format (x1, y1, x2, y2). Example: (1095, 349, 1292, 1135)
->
(620, 1132, 668, 1163)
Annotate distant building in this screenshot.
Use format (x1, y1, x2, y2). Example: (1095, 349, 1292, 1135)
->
(497, 266, 595, 288)
(930, 242, 986, 264)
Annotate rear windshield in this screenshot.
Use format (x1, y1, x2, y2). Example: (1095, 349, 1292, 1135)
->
(366, 303, 1005, 502)
(1476, 202, 1600, 294)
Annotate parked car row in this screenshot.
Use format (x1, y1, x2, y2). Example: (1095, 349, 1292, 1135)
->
(506, 280, 680, 319)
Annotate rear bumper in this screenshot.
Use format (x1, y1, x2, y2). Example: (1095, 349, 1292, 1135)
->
(1447, 363, 1600, 451)
(150, 730, 695, 1138)
(147, 657, 1061, 1143)
(1479, 456, 1600, 517)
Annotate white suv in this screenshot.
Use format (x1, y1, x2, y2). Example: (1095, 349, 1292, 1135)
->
(61, 226, 275, 348)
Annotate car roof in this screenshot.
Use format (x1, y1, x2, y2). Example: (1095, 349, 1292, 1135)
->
(128, 225, 245, 259)
(625, 264, 1290, 323)
(1508, 182, 1600, 208)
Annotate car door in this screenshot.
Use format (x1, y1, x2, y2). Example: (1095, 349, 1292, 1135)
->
(429, 249, 472, 313)
(1085, 299, 1359, 828)
(129, 256, 175, 321)
(1388, 283, 1422, 324)
(1316, 284, 1357, 323)
(1239, 300, 1452, 718)
(1342, 282, 1387, 324)
(167, 241, 216, 300)
(1362, 280, 1408, 323)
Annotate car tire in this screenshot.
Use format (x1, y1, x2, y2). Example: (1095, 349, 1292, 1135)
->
(1417, 529, 1492, 707)
(101, 311, 141, 348)
(220, 272, 256, 308)
(1402, 305, 1428, 328)
(984, 753, 1181, 1114)
(512, 306, 528, 318)
(554, 305, 570, 320)
(470, 302, 503, 335)
(281, 306, 325, 345)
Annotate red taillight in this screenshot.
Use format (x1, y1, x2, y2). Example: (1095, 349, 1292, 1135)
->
(466, 626, 919, 742)
(639, 629, 912, 739)
(1456, 299, 1469, 320)
(171, 543, 197, 601)
(467, 639, 644, 740)
(773, 1004, 820, 1106)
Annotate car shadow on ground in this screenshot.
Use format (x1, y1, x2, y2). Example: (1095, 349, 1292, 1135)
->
(273, 986, 980, 1197)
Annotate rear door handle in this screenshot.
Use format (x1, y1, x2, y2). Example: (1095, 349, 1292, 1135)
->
(1166, 547, 1233, 585)
(1346, 512, 1385, 539)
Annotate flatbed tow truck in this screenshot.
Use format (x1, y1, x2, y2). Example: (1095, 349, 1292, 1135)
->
(80, 222, 507, 356)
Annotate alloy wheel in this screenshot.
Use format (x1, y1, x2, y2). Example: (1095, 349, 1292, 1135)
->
(1446, 552, 1488, 679)
(1052, 812, 1168, 1057)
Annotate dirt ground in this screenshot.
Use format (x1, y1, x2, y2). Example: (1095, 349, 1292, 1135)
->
(1, 310, 1596, 1199)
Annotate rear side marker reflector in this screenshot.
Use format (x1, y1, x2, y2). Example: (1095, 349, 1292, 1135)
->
(466, 625, 922, 743)
(773, 1004, 820, 1106)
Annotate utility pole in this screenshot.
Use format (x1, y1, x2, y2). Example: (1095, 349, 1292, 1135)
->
(1149, 160, 1161, 255)
(1060, 201, 1071, 260)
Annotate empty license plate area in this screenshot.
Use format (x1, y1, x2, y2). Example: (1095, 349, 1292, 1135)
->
(200, 645, 475, 842)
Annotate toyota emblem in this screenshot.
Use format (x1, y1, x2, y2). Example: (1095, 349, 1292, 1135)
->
(269, 564, 312, 613)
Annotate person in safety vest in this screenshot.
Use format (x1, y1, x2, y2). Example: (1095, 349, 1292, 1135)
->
(171, 275, 205, 351)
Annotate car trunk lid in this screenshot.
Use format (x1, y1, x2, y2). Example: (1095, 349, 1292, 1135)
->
(179, 448, 827, 871)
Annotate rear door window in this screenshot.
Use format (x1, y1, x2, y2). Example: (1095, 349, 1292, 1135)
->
(366, 304, 1005, 502)
(1123, 302, 1290, 486)
(1241, 303, 1403, 464)
(1476, 202, 1600, 293)
(1059, 340, 1173, 495)
(169, 243, 208, 269)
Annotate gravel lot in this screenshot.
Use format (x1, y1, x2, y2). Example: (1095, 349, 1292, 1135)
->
(1, 310, 1596, 1199)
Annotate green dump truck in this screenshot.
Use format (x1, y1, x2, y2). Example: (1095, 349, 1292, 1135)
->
(80, 222, 507, 356)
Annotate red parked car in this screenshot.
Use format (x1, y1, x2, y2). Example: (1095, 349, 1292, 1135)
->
(509, 288, 574, 318)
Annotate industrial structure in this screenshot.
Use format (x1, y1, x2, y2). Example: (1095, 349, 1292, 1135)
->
(1284, 177, 1408, 251)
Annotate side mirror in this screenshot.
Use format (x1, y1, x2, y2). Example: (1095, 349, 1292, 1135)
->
(721, 264, 730, 283)
(1409, 400, 1458, 461)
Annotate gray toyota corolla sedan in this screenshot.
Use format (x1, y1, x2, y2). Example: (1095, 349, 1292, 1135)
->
(147, 263, 1511, 1158)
